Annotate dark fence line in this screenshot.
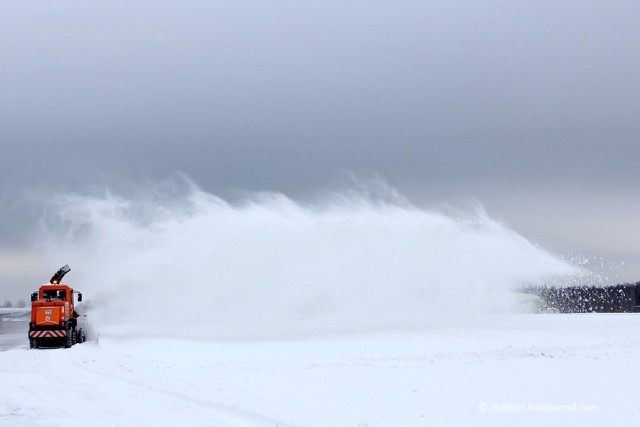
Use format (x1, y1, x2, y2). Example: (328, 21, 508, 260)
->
(521, 282, 640, 313)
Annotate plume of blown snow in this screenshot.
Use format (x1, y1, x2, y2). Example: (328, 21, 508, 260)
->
(34, 178, 579, 339)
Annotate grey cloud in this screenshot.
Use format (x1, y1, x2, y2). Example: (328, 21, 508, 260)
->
(1, 1, 640, 287)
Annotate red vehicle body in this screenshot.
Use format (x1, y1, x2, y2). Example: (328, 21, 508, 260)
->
(28, 265, 86, 349)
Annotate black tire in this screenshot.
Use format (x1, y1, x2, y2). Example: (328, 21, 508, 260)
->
(77, 328, 85, 344)
(29, 339, 35, 349)
(71, 328, 77, 346)
(63, 330, 72, 348)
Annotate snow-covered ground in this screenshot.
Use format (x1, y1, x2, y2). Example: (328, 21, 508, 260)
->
(1, 313, 637, 426)
(5, 186, 635, 425)
(0, 307, 29, 317)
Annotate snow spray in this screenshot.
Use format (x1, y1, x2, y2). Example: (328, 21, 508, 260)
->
(35, 178, 579, 339)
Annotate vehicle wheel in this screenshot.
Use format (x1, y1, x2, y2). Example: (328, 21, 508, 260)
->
(63, 330, 72, 348)
(34, 339, 40, 349)
(77, 328, 85, 344)
(30, 339, 35, 349)
(71, 328, 77, 346)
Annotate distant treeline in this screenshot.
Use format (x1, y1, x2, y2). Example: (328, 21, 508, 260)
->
(2, 300, 26, 309)
(522, 282, 640, 313)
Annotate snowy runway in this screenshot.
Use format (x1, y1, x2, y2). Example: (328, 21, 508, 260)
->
(1, 314, 637, 426)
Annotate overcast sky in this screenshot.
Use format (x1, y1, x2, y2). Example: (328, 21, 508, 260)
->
(1, 1, 639, 298)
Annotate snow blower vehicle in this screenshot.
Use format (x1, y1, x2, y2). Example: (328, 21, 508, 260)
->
(28, 265, 87, 349)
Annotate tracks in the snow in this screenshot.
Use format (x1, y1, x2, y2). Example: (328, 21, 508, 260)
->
(66, 345, 292, 427)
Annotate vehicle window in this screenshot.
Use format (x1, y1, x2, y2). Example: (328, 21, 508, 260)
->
(43, 290, 66, 299)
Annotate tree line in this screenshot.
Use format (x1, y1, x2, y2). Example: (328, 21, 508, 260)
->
(2, 299, 27, 308)
(522, 282, 640, 313)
